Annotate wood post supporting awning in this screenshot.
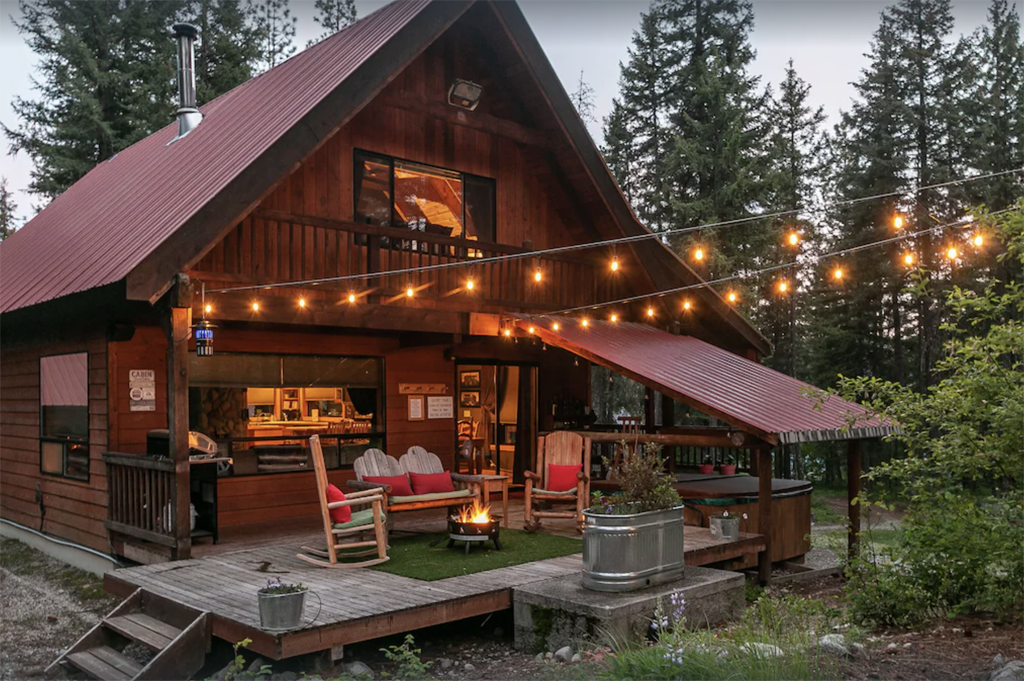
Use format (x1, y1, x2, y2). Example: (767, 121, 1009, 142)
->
(520, 319, 892, 583)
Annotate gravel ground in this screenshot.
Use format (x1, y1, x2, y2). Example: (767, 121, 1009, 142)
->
(0, 538, 118, 681)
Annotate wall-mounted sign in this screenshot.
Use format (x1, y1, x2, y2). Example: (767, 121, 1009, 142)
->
(399, 383, 448, 395)
(408, 395, 425, 421)
(427, 396, 454, 420)
(129, 369, 156, 412)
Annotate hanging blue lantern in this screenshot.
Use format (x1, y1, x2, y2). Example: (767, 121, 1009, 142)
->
(193, 319, 217, 357)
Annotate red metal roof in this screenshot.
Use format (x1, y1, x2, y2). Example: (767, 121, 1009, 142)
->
(519, 319, 893, 444)
(0, 0, 432, 314)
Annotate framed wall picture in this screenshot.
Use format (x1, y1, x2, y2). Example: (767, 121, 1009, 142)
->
(407, 395, 425, 421)
(459, 391, 480, 408)
(459, 370, 481, 388)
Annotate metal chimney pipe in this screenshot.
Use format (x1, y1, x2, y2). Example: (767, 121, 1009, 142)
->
(171, 22, 202, 141)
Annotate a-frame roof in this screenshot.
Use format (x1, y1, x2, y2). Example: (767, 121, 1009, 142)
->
(0, 0, 769, 355)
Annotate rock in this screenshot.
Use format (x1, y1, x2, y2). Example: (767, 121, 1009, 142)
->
(818, 633, 850, 658)
(342, 661, 374, 677)
(571, 653, 581, 664)
(851, 643, 867, 657)
(990, 661, 1024, 681)
(463, 663, 475, 671)
(544, 652, 554, 660)
(887, 643, 898, 650)
(740, 642, 784, 659)
(994, 655, 1006, 667)
(439, 658, 452, 670)
(493, 626, 505, 638)
(272, 673, 298, 681)
(554, 646, 573, 663)
(535, 653, 544, 664)
(246, 657, 267, 674)
(208, 661, 234, 681)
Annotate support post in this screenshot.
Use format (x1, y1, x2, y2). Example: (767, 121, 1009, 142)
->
(165, 276, 192, 560)
(660, 394, 676, 472)
(644, 387, 656, 433)
(847, 439, 862, 562)
(757, 447, 773, 585)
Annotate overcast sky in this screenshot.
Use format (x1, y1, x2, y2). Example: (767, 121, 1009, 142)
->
(0, 0, 991, 223)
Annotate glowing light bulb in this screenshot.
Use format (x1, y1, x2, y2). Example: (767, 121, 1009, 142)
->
(552, 322, 560, 331)
(581, 318, 589, 328)
(903, 252, 916, 267)
(693, 247, 704, 262)
(787, 232, 800, 247)
(348, 292, 357, 303)
(528, 326, 535, 334)
(894, 215, 904, 230)
(406, 286, 414, 297)
(727, 292, 737, 304)
(610, 313, 618, 323)
(204, 304, 212, 314)
(833, 267, 844, 280)
(534, 269, 543, 283)
(610, 256, 620, 272)
(252, 302, 260, 312)
(946, 246, 959, 260)
(778, 281, 789, 294)
(298, 298, 306, 308)
(466, 279, 475, 291)
(503, 328, 512, 337)
(972, 234, 984, 248)
(683, 300, 692, 311)
(647, 306, 655, 318)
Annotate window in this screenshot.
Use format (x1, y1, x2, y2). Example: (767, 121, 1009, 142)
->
(354, 151, 496, 243)
(40, 353, 89, 481)
(188, 353, 385, 475)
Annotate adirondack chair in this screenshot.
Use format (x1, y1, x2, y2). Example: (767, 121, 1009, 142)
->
(297, 435, 389, 568)
(524, 431, 591, 533)
(349, 447, 477, 518)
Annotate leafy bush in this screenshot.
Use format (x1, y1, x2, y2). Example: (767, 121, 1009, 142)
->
(380, 634, 432, 680)
(590, 442, 680, 514)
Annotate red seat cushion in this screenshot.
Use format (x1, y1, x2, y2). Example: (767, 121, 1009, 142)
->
(547, 463, 582, 492)
(363, 474, 414, 497)
(325, 484, 352, 524)
(409, 471, 456, 495)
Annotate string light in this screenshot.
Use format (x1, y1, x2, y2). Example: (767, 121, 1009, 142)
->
(903, 252, 916, 267)
(787, 231, 800, 247)
(527, 325, 535, 334)
(946, 246, 959, 261)
(466, 279, 475, 291)
(534, 267, 543, 283)
(972, 233, 984, 248)
(205, 304, 212, 314)
(298, 297, 306, 308)
(503, 327, 512, 338)
(348, 292, 357, 303)
(646, 306, 655, 318)
(610, 254, 620, 272)
(683, 299, 692, 311)
(581, 318, 589, 328)
(832, 266, 844, 281)
(894, 214, 904, 230)
(552, 322, 560, 331)
(693, 247, 705, 262)
(406, 286, 415, 297)
(727, 291, 738, 304)
(610, 313, 618, 323)
(777, 280, 789, 294)
(252, 302, 260, 312)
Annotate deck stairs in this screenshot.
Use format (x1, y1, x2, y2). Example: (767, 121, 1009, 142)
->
(48, 588, 210, 680)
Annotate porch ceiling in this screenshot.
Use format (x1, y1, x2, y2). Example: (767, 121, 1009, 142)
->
(516, 318, 896, 446)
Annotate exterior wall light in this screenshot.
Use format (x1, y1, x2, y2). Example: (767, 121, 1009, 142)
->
(448, 79, 483, 111)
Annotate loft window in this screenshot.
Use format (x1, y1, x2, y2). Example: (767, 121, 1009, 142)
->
(40, 353, 90, 481)
(354, 150, 496, 243)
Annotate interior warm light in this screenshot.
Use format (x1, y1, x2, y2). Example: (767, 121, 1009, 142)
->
(610, 313, 618, 323)
(298, 298, 306, 308)
(348, 292, 357, 303)
(693, 247, 704, 262)
(972, 233, 984, 247)
(252, 302, 260, 312)
(466, 279, 475, 291)
(683, 300, 692, 311)
(534, 269, 543, 283)
(610, 256, 620, 272)
(903, 252, 916, 267)
(647, 306, 655, 317)
(727, 292, 737, 304)
(946, 246, 959, 260)
(894, 215, 904, 230)
(204, 304, 212, 314)
(787, 232, 800, 247)
(406, 286, 415, 297)
(833, 267, 844, 280)
(552, 322, 560, 331)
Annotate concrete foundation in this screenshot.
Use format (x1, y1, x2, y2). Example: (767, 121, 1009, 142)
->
(512, 566, 744, 653)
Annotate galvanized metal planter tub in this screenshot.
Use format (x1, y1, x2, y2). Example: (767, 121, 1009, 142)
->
(257, 589, 307, 631)
(582, 505, 685, 592)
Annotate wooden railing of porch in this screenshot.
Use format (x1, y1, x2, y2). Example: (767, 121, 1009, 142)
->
(103, 452, 181, 551)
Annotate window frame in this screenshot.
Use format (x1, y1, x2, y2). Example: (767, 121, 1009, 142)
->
(38, 351, 90, 482)
(353, 149, 496, 243)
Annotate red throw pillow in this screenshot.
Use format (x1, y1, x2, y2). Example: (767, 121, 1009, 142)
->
(409, 471, 455, 495)
(363, 474, 414, 497)
(547, 464, 582, 492)
(325, 484, 352, 524)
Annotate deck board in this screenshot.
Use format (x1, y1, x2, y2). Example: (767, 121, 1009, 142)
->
(107, 503, 762, 660)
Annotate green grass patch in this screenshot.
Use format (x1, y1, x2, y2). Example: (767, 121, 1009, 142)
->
(0, 538, 111, 603)
(368, 529, 581, 581)
(810, 487, 847, 526)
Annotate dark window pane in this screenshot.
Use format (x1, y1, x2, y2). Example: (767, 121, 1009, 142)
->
(393, 160, 463, 236)
(190, 353, 281, 387)
(65, 442, 90, 480)
(464, 174, 495, 242)
(354, 153, 392, 226)
(42, 406, 89, 439)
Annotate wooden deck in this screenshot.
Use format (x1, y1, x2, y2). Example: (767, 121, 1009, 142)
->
(105, 500, 763, 661)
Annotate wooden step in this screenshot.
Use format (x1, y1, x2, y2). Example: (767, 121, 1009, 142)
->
(105, 613, 181, 651)
(66, 646, 142, 681)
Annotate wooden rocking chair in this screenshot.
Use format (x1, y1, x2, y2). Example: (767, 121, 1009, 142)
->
(524, 431, 591, 533)
(297, 435, 389, 568)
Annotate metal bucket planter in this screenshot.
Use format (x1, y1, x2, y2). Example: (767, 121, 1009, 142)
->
(257, 589, 308, 632)
(582, 505, 685, 592)
(710, 514, 740, 541)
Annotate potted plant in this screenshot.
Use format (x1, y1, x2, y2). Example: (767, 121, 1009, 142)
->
(698, 455, 715, 475)
(718, 453, 737, 476)
(709, 510, 743, 541)
(582, 442, 684, 592)
(257, 577, 308, 632)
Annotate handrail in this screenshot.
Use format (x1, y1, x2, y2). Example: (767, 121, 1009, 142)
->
(104, 452, 179, 548)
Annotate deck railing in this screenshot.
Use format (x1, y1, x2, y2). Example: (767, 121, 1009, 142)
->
(103, 452, 179, 548)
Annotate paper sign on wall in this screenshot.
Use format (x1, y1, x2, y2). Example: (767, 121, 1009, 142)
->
(427, 396, 454, 420)
(129, 369, 156, 412)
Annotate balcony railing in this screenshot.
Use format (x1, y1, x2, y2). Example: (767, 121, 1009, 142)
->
(103, 452, 179, 548)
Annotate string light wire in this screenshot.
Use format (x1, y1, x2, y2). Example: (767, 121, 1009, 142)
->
(205, 168, 1022, 294)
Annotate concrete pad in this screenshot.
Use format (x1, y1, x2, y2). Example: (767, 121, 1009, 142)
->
(512, 566, 744, 653)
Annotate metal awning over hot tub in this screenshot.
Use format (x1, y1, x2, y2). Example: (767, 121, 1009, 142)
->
(516, 319, 896, 446)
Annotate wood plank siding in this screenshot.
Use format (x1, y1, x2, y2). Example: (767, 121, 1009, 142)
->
(0, 329, 110, 552)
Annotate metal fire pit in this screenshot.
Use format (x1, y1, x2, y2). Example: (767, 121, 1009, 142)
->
(447, 517, 502, 554)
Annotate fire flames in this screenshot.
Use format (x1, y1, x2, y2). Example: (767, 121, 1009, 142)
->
(454, 499, 493, 524)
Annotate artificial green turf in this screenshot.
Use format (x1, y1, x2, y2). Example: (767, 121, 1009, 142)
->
(367, 528, 582, 581)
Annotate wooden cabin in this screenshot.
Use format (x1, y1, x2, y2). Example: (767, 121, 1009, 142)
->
(0, 0, 888, 571)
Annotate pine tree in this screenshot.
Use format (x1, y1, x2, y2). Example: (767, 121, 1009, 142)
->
(249, 0, 297, 71)
(0, 178, 18, 241)
(308, 0, 356, 47)
(3, 0, 184, 200)
(570, 70, 596, 128)
(190, 0, 260, 104)
(602, 98, 640, 205)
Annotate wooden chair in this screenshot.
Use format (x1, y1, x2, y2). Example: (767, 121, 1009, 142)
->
(348, 448, 478, 519)
(297, 435, 389, 568)
(524, 431, 591, 533)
